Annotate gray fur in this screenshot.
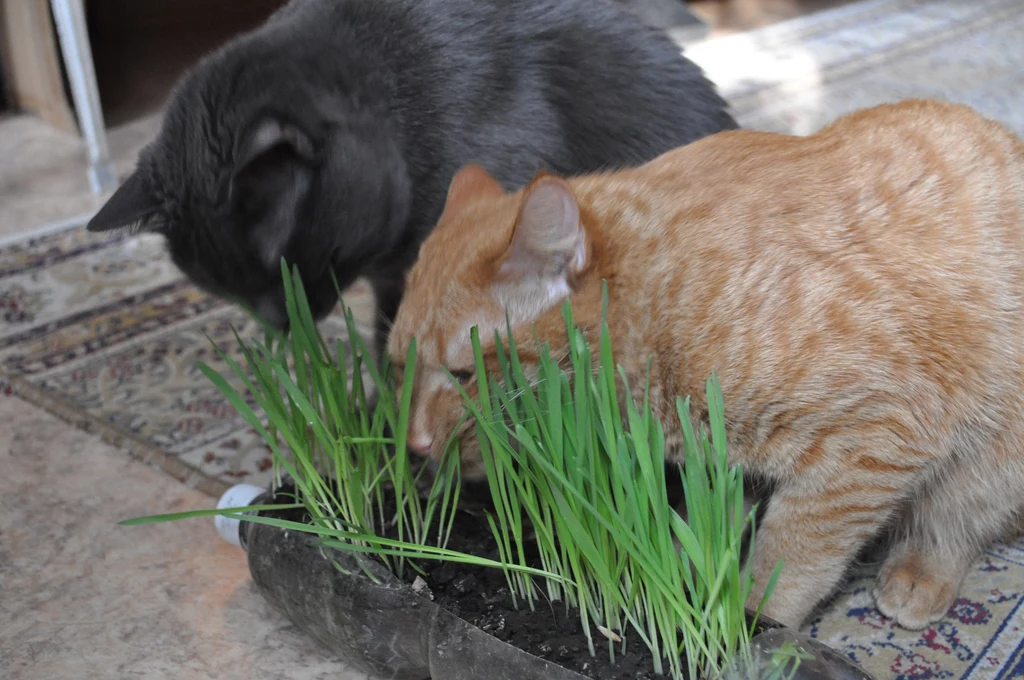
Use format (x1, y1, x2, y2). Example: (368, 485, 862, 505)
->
(87, 0, 736, 349)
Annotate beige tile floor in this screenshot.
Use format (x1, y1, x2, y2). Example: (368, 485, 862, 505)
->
(688, 0, 856, 37)
(0, 395, 370, 680)
(0, 113, 158, 243)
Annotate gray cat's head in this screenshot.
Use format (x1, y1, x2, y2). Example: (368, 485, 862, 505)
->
(88, 39, 411, 329)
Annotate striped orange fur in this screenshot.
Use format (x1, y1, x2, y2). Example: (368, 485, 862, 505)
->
(386, 100, 1024, 630)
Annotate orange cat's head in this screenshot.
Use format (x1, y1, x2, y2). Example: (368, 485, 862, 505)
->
(387, 164, 591, 477)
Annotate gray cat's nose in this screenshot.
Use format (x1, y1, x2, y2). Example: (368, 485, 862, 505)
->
(253, 295, 289, 331)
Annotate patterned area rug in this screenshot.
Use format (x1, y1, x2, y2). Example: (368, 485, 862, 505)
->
(0, 227, 368, 498)
(2, 0, 1023, 678)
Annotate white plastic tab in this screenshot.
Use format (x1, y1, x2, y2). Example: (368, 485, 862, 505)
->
(214, 484, 266, 549)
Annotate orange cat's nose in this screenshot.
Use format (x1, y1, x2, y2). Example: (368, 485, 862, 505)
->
(408, 437, 433, 458)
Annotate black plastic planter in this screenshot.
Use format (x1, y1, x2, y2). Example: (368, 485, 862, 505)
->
(235, 493, 875, 680)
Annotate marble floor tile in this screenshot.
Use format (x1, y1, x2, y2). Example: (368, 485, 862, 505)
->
(0, 393, 373, 680)
(0, 113, 158, 243)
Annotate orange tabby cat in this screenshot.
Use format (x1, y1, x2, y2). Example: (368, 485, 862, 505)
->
(386, 99, 1024, 630)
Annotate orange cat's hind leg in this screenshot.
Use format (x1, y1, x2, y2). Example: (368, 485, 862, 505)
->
(873, 435, 1024, 630)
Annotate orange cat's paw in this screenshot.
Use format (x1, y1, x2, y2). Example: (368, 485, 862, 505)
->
(872, 548, 961, 630)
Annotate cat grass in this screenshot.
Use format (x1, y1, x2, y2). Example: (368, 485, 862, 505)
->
(458, 289, 781, 678)
(125, 264, 781, 679)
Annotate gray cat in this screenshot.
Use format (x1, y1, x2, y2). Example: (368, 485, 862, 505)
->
(87, 0, 735, 350)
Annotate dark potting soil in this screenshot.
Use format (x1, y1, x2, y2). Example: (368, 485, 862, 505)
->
(266, 479, 672, 680)
(413, 486, 667, 680)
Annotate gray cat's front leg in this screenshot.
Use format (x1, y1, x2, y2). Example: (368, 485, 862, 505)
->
(367, 273, 406, 360)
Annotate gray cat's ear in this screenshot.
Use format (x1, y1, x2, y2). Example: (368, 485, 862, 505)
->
(500, 175, 586, 281)
(87, 171, 166, 235)
(231, 118, 316, 270)
(233, 119, 315, 175)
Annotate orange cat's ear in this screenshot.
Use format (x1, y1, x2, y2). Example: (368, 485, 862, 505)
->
(499, 176, 585, 282)
(444, 164, 505, 212)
